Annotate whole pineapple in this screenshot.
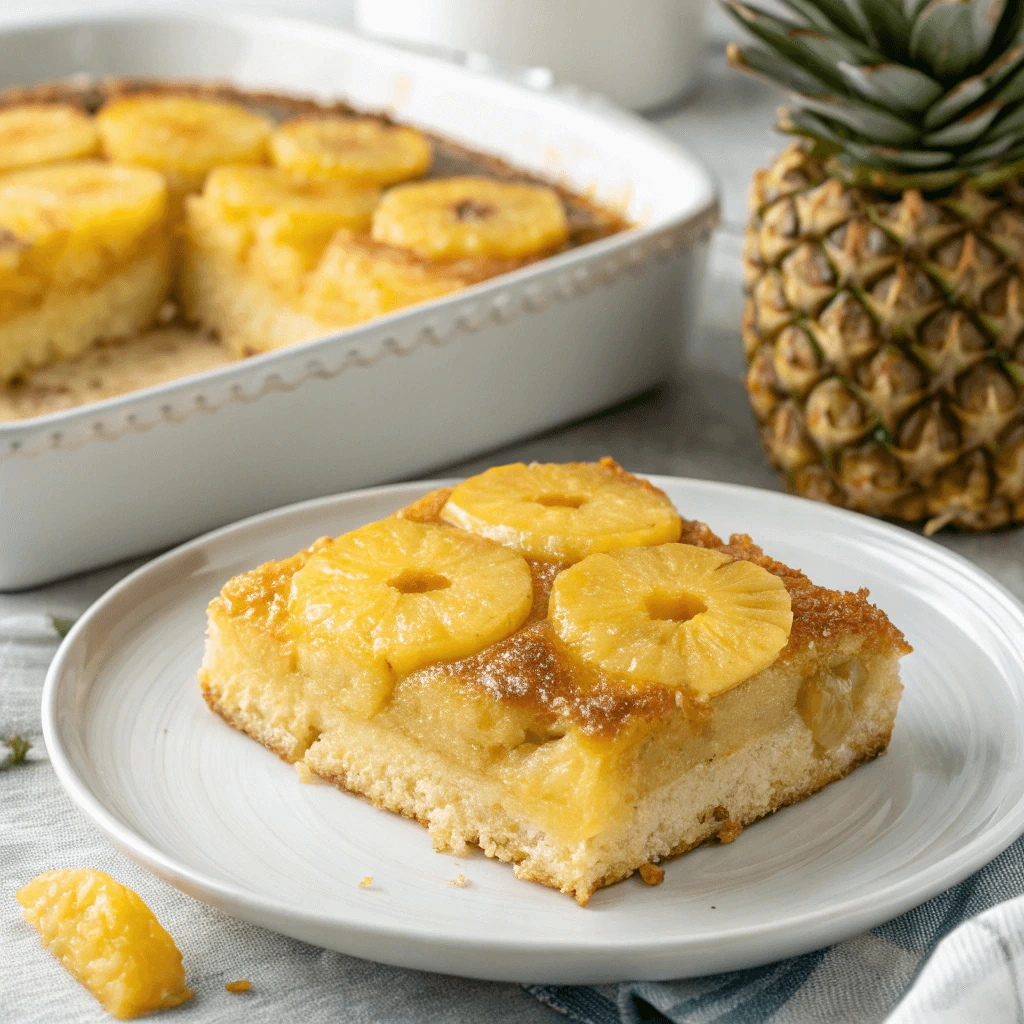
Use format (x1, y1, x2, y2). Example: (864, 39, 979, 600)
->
(726, 0, 1024, 533)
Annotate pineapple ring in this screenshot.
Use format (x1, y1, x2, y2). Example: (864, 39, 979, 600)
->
(371, 176, 569, 260)
(0, 104, 99, 173)
(204, 165, 380, 226)
(441, 462, 682, 563)
(271, 115, 432, 186)
(16, 869, 193, 1019)
(289, 517, 533, 678)
(0, 161, 167, 282)
(96, 94, 272, 187)
(549, 543, 793, 696)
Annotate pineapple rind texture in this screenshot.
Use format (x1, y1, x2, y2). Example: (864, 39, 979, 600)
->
(550, 543, 793, 697)
(16, 869, 193, 1020)
(441, 461, 683, 563)
(289, 517, 534, 681)
(0, 104, 100, 173)
(744, 142, 1024, 533)
(271, 115, 432, 186)
(372, 176, 569, 260)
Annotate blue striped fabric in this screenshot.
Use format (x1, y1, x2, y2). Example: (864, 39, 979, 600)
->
(527, 838, 1024, 1023)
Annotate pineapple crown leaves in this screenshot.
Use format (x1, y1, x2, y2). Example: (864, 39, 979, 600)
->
(724, 0, 1024, 192)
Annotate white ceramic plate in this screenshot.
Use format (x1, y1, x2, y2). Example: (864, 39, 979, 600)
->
(44, 477, 1024, 984)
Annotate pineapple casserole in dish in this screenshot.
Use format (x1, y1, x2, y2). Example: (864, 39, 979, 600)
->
(199, 459, 909, 904)
(0, 80, 624, 419)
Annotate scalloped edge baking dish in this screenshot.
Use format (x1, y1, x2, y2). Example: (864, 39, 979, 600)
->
(0, 10, 717, 589)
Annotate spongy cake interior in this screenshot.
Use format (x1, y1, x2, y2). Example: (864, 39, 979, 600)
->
(198, 484, 909, 905)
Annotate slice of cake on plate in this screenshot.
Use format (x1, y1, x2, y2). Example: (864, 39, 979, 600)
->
(198, 459, 909, 904)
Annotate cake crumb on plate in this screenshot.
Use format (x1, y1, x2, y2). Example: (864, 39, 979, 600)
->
(638, 863, 665, 886)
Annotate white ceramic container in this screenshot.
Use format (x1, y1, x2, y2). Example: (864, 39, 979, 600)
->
(354, 0, 708, 111)
(0, 11, 717, 590)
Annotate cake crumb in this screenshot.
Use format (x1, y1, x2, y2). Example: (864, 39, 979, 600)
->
(225, 980, 251, 994)
(718, 821, 743, 844)
(449, 873, 469, 888)
(294, 761, 321, 785)
(358, 876, 373, 888)
(638, 863, 665, 886)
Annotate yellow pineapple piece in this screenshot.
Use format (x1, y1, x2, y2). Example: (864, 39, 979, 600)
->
(301, 230, 470, 325)
(371, 176, 568, 260)
(0, 160, 169, 343)
(204, 164, 380, 225)
(96, 94, 272, 194)
(0, 104, 99, 173)
(0, 160, 166, 268)
(550, 543, 793, 696)
(441, 461, 682, 563)
(289, 517, 532, 710)
(271, 115, 431, 186)
(16, 869, 193, 1020)
(198, 165, 381, 289)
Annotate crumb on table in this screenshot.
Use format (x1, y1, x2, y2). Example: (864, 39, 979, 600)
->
(358, 876, 373, 888)
(449, 873, 468, 888)
(638, 863, 665, 886)
(225, 980, 251, 994)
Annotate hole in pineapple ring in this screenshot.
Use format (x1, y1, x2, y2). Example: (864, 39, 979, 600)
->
(387, 569, 452, 594)
(646, 591, 707, 624)
(533, 494, 587, 509)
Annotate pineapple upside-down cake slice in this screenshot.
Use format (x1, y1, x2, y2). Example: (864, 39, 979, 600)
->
(198, 458, 909, 904)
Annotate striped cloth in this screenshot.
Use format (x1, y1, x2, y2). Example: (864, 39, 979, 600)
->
(529, 843, 1024, 1023)
(4, 608, 1022, 1024)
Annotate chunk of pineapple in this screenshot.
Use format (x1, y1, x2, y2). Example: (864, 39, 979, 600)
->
(16, 869, 192, 1020)
(550, 543, 793, 696)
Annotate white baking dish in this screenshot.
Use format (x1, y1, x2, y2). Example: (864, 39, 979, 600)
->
(0, 11, 717, 590)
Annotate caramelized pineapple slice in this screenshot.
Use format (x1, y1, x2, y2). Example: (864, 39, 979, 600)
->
(0, 160, 167, 289)
(441, 461, 682, 563)
(0, 104, 99, 173)
(97, 94, 272, 193)
(16, 869, 192, 1020)
(271, 115, 431, 186)
(301, 230, 470, 324)
(550, 544, 793, 696)
(204, 164, 380, 225)
(289, 518, 533, 704)
(199, 165, 381, 288)
(371, 176, 569, 260)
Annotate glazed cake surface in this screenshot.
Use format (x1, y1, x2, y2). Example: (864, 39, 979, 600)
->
(0, 79, 625, 409)
(198, 460, 909, 903)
